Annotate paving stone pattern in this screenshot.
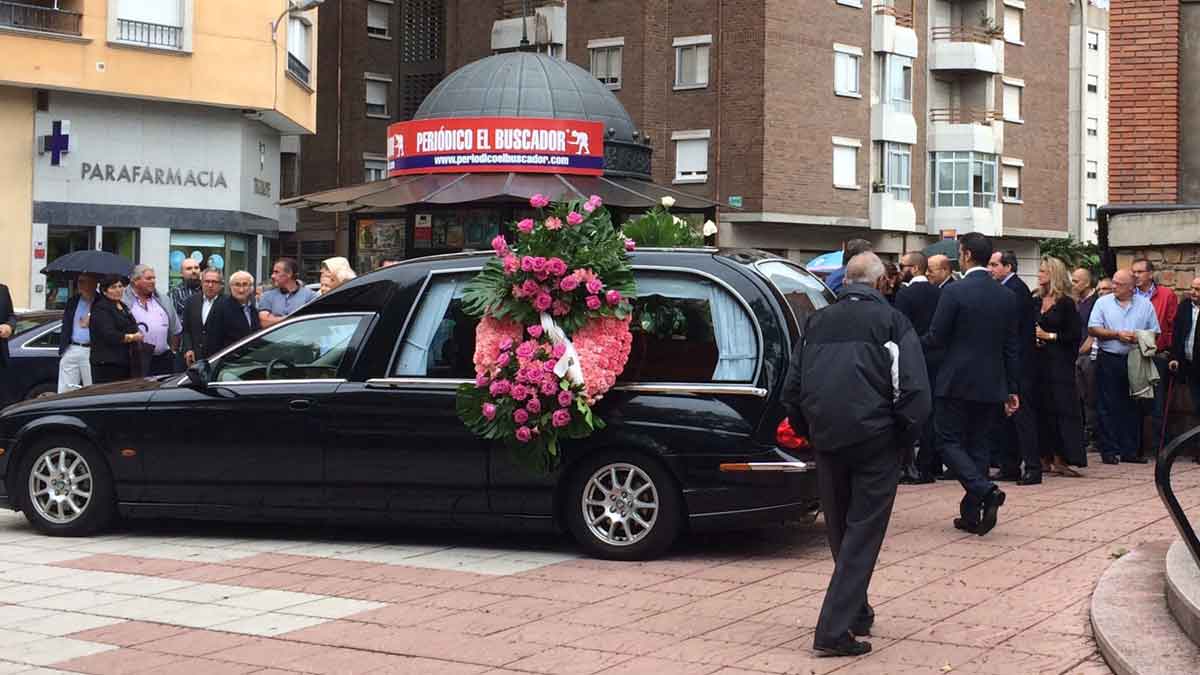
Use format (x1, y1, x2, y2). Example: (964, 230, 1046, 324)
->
(0, 459, 1194, 674)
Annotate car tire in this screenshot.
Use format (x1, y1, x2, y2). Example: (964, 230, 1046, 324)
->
(564, 451, 683, 561)
(18, 435, 115, 537)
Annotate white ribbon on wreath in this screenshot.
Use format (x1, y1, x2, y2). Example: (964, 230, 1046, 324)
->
(539, 312, 584, 388)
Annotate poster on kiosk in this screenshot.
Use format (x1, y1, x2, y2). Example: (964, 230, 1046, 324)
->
(387, 117, 605, 177)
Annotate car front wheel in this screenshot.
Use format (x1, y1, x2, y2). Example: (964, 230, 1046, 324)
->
(19, 436, 114, 536)
(565, 452, 682, 560)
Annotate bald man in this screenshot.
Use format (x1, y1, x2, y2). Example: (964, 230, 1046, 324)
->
(1088, 270, 1160, 464)
(927, 255, 954, 289)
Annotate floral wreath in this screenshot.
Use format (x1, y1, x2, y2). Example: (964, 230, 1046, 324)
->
(456, 194, 637, 473)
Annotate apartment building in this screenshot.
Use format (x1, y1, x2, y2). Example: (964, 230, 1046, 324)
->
(294, 0, 1069, 269)
(1069, 0, 1108, 243)
(0, 0, 320, 309)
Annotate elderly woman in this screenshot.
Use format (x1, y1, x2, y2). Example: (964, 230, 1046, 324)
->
(1028, 256, 1086, 483)
(319, 257, 357, 294)
(89, 275, 144, 384)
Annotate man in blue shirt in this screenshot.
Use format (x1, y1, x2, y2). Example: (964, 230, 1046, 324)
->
(826, 239, 873, 293)
(1088, 269, 1160, 464)
(258, 258, 317, 329)
(57, 273, 98, 392)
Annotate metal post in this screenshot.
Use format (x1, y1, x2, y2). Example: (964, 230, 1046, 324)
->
(520, 0, 530, 49)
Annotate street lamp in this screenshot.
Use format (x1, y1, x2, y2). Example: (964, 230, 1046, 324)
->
(271, 0, 324, 43)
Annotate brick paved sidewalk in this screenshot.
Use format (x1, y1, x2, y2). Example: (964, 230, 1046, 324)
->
(0, 459, 1193, 675)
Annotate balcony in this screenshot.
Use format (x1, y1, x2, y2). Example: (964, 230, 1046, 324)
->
(872, 4, 918, 57)
(287, 53, 311, 86)
(872, 101, 917, 145)
(115, 18, 182, 50)
(930, 25, 1003, 73)
(870, 190, 917, 232)
(929, 108, 1003, 153)
(0, 1, 82, 37)
(928, 201, 1002, 237)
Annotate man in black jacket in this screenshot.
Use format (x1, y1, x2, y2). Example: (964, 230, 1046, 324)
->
(181, 268, 224, 366)
(924, 234, 1018, 536)
(205, 271, 261, 356)
(988, 250, 1040, 483)
(0, 283, 15, 371)
(56, 273, 98, 392)
(1169, 277, 1200, 459)
(895, 251, 943, 483)
(783, 252, 930, 658)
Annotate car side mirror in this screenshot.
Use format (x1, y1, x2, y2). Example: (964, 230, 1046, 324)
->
(185, 360, 211, 389)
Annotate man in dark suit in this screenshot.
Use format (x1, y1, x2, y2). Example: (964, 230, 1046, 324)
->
(895, 252, 943, 483)
(206, 271, 261, 356)
(988, 250, 1040, 483)
(1169, 277, 1200, 458)
(0, 283, 15, 371)
(181, 268, 224, 366)
(923, 233, 1018, 536)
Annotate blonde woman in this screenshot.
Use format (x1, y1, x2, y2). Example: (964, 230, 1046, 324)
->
(1030, 256, 1086, 480)
(319, 257, 356, 294)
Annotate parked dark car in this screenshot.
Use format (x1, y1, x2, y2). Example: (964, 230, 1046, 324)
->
(0, 250, 834, 559)
(1, 311, 63, 408)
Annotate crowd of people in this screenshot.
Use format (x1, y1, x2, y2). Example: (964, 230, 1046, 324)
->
(45, 255, 363, 390)
(790, 233, 1189, 657)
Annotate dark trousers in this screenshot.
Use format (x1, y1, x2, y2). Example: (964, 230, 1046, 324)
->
(993, 379, 1039, 476)
(814, 439, 899, 645)
(91, 363, 130, 384)
(1145, 355, 1171, 452)
(1096, 351, 1140, 461)
(149, 351, 176, 376)
(935, 397, 1001, 525)
(1075, 354, 1098, 447)
(915, 363, 942, 475)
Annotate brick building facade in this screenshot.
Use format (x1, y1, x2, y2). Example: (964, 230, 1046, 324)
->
(287, 0, 1072, 274)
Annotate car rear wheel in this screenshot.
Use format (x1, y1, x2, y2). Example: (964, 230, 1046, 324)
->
(19, 436, 114, 536)
(564, 452, 682, 561)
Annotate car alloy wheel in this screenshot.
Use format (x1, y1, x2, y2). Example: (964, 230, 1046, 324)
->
(28, 447, 94, 525)
(581, 462, 660, 547)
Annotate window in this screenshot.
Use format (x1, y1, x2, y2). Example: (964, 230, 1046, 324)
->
(214, 315, 368, 382)
(930, 152, 997, 208)
(834, 45, 862, 97)
(1087, 30, 1100, 51)
(673, 35, 711, 88)
(365, 76, 390, 117)
(1087, 74, 1099, 94)
(1087, 160, 1098, 180)
(755, 261, 832, 329)
(673, 131, 710, 183)
(115, 0, 184, 48)
(1087, 203, 1098, 221)
(1087, 117, 1099, 137)
(368, 1, 391, 38)
(1003, 82, 1023, 122)
(589, 39, 623, 89)
(1004, 6, 1023, 43)
(24, 325, 62, 350)
(884, 143, 912, 202)
(833, 137, 860, 189)
(884, 54, 913, 112)
(364, 159, 386, 182)
(1002, 163, 1021, 202)
(287, 17, 313, 85)
(393, 275, 477, 377)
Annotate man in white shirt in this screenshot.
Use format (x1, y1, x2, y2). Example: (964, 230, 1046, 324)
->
(182, 268, 224, 366)
(1169, 277, 1200, 456)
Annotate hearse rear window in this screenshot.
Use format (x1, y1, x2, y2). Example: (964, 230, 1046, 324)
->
(393, 270, 759, 383)
(755, 260, 832, 326)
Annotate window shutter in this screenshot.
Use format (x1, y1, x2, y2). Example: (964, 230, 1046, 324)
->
(289, 18, 310, 65)
(676, 139, 709, 178)
(1004, 7, 1022, 42)
(833, 145, 857, 187)
(366, 81, 388, 107)
(368, 2, 390, 35)
(118, 0, 182, 26)
(1003, 84, 1022, 120)
(1002, 165, 1019, 189)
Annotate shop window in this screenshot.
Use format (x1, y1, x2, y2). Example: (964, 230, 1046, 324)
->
(673, 35, 711, 89)
(101, 228, 138, 262)
(300, 240, 335, 284)
(287, 16, 313, 85)
(45, 227, 94, 310)
(367, 0, 391, 39)
(169, 233, 250, 289)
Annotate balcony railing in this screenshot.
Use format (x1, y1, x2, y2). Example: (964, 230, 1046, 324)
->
(0, 1, 82, 36)
(873, 4, 914, 29)
(931, 25, 999, 44)
(288, 53, 311, 85)
(116, 18, 182, 49)
(929, 107, 1002, 125)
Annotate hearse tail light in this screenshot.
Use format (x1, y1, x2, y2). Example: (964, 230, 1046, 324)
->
(775, 418, 810, 450)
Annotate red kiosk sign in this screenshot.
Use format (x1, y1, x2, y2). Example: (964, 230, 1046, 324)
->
(387, 117, 605, 176)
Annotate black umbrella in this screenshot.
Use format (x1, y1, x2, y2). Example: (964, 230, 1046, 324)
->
(40, 250, 134, 278)
(922, 238, 960, 261)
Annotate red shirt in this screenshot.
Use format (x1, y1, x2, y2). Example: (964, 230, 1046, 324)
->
(1146, 284, 1178, 353)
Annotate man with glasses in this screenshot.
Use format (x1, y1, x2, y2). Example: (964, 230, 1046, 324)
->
(182, 268, 224, 367)
(1088, 270, 1160, 464)
(1131, 258, 1178, 455)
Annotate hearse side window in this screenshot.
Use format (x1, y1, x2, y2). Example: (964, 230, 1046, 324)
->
(624, 272, 758, 383)
(25, 326, 62, 349)
(755, 260, 832, 327)
(213, 314, 366, 382)
(394, 274, 478, 378)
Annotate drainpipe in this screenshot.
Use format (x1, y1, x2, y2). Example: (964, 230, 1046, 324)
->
(1077, 0, 1088, 242)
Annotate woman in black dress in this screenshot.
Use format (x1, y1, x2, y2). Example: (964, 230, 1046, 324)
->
(1032, 256, 1086, 477)
(88, 276, 145, 384)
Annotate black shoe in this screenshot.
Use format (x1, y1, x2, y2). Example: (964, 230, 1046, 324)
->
(1016, 471, 1042, 486)
(1102, 455, 1120, 465)
(814, 633, 872, 657)
(1123, 456, 1150, 464)
(850, 605, 875, 637)
(976, 487, 1006, 536)
(953, 517, 979, 533)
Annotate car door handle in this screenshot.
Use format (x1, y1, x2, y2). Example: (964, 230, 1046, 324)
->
(289, 399, 314, 411)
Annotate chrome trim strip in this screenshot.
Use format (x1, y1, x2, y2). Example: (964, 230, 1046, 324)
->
(210, 379, 348, 387)
(612, 383, 768, 397)
(719, 461, 813, 473)
(365, 377, 468, 389)
(17, 322, 63, 352)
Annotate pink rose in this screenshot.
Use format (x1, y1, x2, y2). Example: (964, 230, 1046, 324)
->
(515, 426, 533, 443)
(496, 352, 511, 367)
(489, 380, 511, 397)
(516, 341, 537, 359)
(540, 380, 559, 396)
(511, 384, 530, 401)
(527, 325, 544, 339)
(558, 390, 573, 407)
(583, 195, 602, 212)
(552, 300, 570, 316)
(530, 194, 549, 208)
(491, 235, 508, 256)
(520, 279, 540, 297)
(520, 256, 535, 272)
(566, 212, 584, 226)
(625, 238, 636, 252)
(586, 295, 602, 311)
(546, 258, 567, 277)
(552, 343, 567, 359)
(475, 373, 490, 388)
(552, 409, 571, 428)
(530, 257, 547, 273)
(544, 216, 563, 231)
(517, 218, 535, 234)
(481, 403, 497, 420)
(606, 290, 622, 306)
(559, 277, 580, 293)
(543, 359, 557, 372)
(526, 398, 542, 414)
(513, 409, 529, 424)
(533, 293, 553, 312)
(499, 337, 514, 352)
(586, 278, 603, 294)
(503, 255, 520, 275)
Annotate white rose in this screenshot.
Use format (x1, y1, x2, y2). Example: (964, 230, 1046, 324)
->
(660, 196, 676, 208)
(703, 220, 718, 236)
